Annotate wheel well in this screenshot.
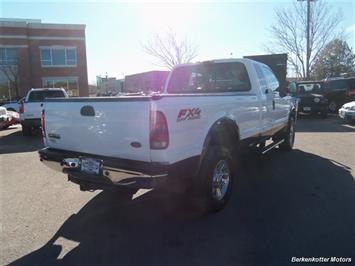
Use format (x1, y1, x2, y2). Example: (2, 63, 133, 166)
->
(194, 118, 240, 177)
(203, 118, 240, 153)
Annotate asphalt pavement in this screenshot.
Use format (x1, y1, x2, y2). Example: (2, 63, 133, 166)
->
(0, 116, 354, 266)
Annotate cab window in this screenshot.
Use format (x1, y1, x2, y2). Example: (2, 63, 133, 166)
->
(262, 66, 279, 92)
(167, 62, 251, 93)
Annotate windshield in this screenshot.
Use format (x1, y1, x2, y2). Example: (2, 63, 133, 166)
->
(297, 83, 323, 94)
(167, 62, 251, 93)
(28, 90, 66, 102)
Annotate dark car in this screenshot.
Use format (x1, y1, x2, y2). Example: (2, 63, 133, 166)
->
(289, 81, 328, 118)
(323, 77, 355, 112)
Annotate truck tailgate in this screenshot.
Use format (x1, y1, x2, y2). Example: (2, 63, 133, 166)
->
(22, 102, 43, 119)
(44, 97, 151, 162)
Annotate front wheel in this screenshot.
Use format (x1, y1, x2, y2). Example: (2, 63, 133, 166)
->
(198, 146, 235, 212)
(279, 116, 296, 151)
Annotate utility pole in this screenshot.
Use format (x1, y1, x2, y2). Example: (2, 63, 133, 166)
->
(298, 0, 316, 79)
(306, 0, 311, 79)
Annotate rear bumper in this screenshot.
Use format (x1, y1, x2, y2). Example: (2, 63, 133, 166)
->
(38, 148, 199, 189)
(21, 118, 41, 127)
(298, 103, 328, 113)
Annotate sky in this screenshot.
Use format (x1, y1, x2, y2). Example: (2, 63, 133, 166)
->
(1, 0, 354, 84)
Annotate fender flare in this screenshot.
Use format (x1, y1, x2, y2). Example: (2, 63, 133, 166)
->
(196, 117, 240, 175)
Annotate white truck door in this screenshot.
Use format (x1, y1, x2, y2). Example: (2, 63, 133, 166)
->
(253, 63, 275, 133)
(261, 66, 285, 129)
(262, 66, 289, 127)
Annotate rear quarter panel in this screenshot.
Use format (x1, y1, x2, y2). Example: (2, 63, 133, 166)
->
(150, 93, 261, 164)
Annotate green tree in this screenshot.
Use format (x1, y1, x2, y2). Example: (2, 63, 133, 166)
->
(311, 39, 355, 79)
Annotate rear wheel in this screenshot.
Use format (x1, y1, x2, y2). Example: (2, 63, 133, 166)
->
(279, 116, 295, 151)
(197, 146, 235, 212)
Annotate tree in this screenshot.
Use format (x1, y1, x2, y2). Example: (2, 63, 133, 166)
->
(311, 39, 355, 79)
(267, 0, 342, 79)
(0, 65, 19, 99)
(142, 29, 198, 70)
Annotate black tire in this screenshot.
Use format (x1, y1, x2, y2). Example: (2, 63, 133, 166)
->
(197, 146, 235, 212)
(22, 125, 32, 136)
(279, 116, 296, 151)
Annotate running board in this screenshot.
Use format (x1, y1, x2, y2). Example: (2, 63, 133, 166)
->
(261, 139, 284, 154)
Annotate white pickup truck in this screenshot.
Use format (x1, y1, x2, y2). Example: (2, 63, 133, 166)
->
(20, 88, 68, 135)
(39, 59, 297, 211)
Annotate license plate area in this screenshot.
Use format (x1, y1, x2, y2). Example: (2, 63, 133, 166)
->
(80, 158, 103, 175)
(303, 107, 311, 111)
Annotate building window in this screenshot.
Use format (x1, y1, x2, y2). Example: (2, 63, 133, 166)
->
(42, 77, 79, 96)
(0, 48, 17, 65)
(40, 47, 77, 67)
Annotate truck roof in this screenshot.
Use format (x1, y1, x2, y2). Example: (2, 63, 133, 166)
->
(29, 88, 65, 91)
(173, 58, 268, 69)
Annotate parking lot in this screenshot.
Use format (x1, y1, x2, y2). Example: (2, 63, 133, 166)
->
(1, 116, 354, 266)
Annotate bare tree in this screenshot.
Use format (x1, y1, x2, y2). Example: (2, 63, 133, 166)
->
(266, 0, 342, 79)
(0, 65, 19, 98)
(143, 29, 198, 69)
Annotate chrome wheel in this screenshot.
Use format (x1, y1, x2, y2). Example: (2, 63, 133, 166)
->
(212, 160, 231, 201)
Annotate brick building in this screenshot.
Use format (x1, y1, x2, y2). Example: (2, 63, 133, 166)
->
(0, 18, 88, 99)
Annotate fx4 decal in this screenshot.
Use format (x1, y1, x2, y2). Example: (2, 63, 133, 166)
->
(177, 108, 201, 122)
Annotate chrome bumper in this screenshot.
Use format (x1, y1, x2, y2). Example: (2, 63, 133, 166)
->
(39, 148, 169, 189)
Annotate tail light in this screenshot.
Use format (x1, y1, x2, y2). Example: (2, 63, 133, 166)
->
(41, 109, 46, 138)
(150, 110, 169, 149)
(19, 102, 24, 113)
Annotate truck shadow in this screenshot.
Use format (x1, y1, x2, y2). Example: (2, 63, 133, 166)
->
(9, 149, 355, 266)
(0, 127, 43, 154)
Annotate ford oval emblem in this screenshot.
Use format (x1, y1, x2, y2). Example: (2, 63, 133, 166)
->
(130, 141, 142, 148)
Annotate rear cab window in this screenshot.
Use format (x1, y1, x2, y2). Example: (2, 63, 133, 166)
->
(167, 62, 251, 93)
(28, 90, 66, 102)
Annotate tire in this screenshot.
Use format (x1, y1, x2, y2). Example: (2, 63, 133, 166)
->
(279, 116, 295, 151)
(22, 125, 32, 136)
(197, 146, 235, 212)
(328, 101, 337, 113)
